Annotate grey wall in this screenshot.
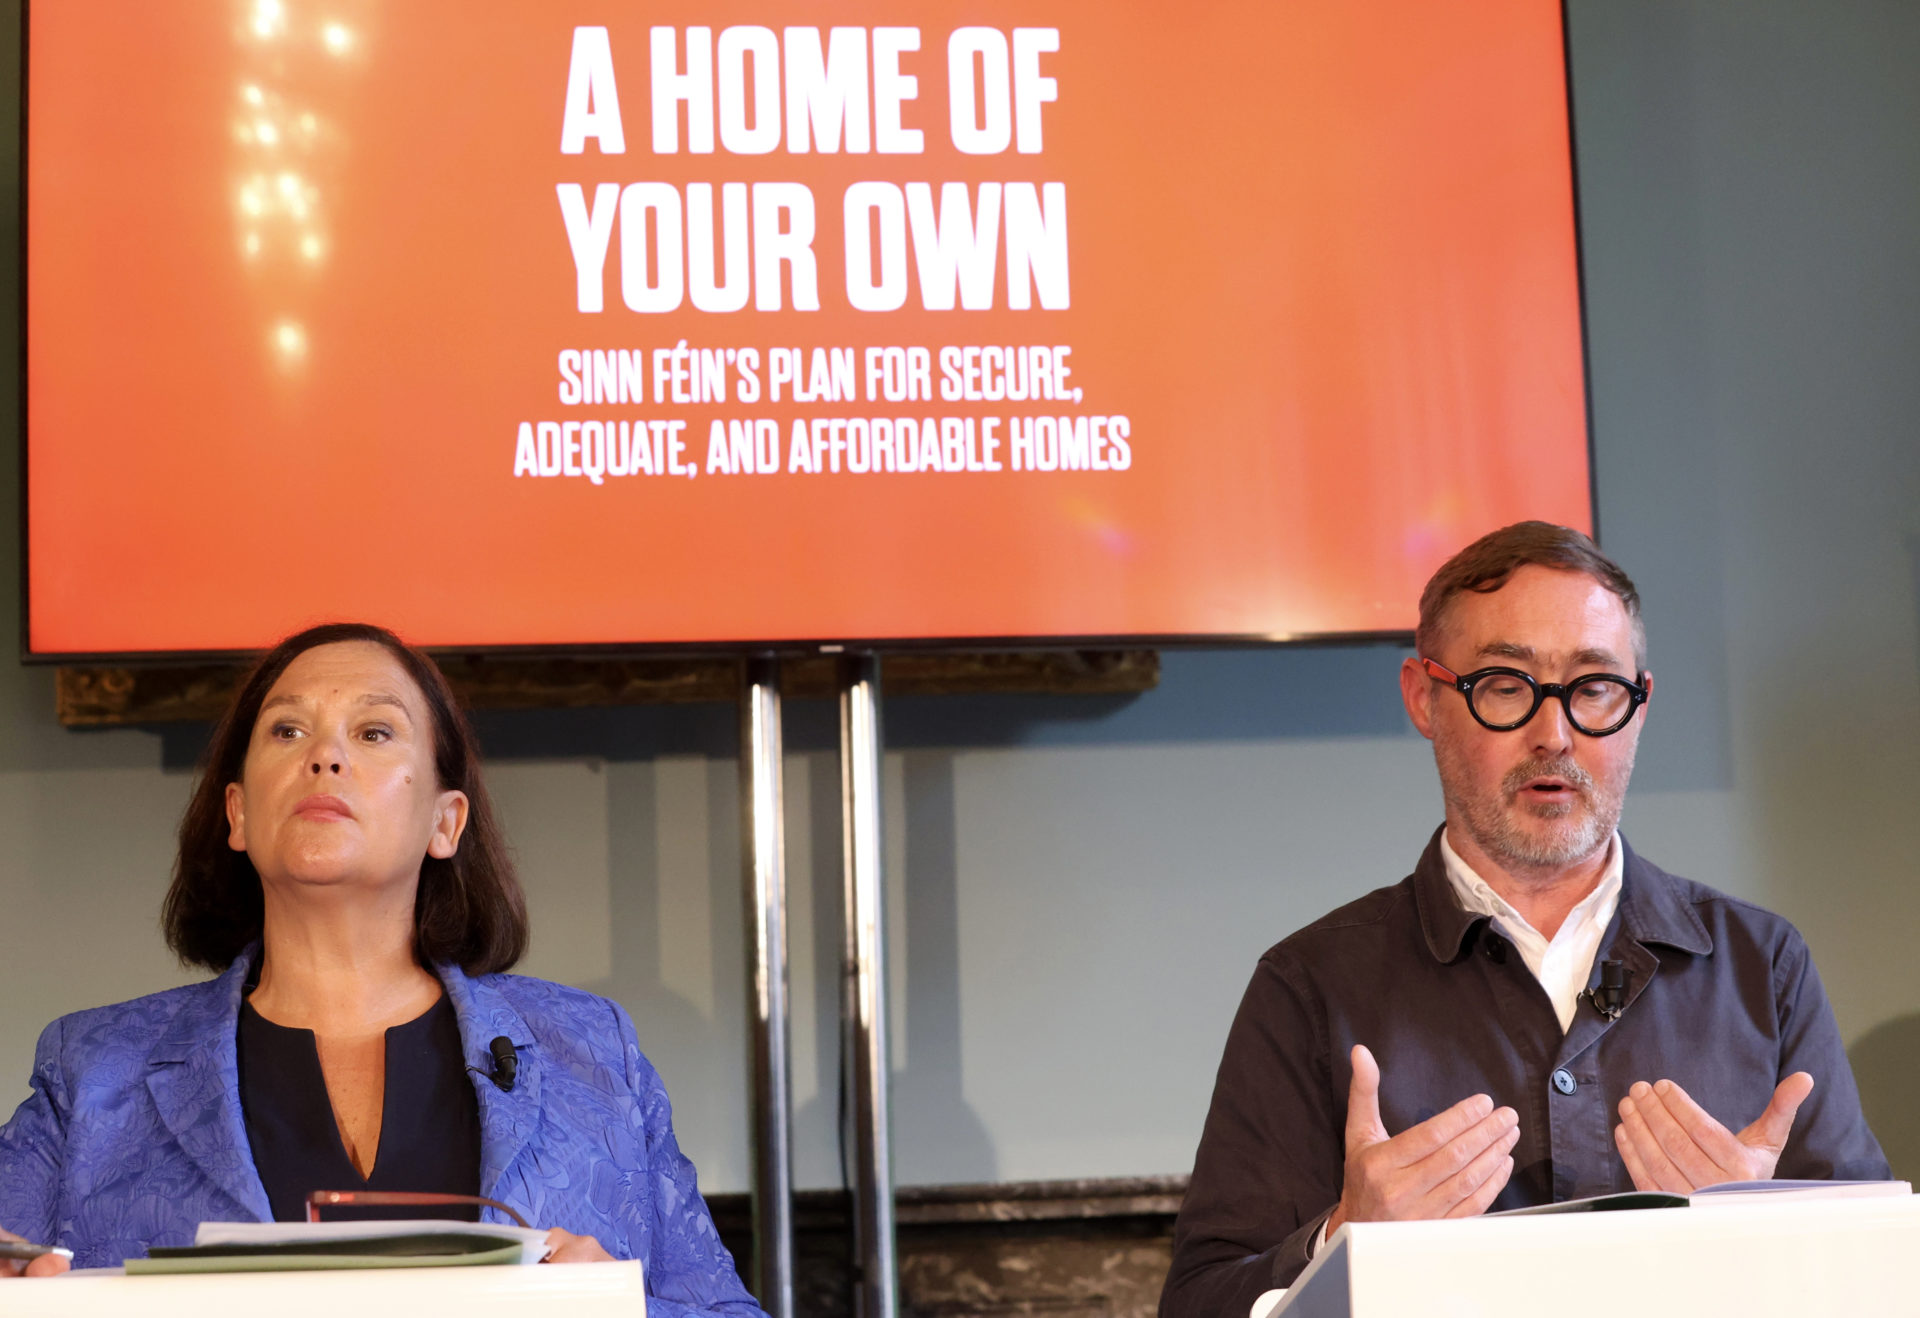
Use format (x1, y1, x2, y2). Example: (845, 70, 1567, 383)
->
(2, 0, 1917, 1194)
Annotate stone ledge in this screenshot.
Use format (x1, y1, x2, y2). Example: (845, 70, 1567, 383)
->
(54, 650, 1160, 726)
(707, 1175, 1187, 1318)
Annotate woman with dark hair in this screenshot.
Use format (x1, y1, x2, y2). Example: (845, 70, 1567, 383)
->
(0, 624, 766, 1316)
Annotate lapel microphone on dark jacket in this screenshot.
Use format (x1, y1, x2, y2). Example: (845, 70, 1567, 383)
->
(1587, 959, 1629, 1021)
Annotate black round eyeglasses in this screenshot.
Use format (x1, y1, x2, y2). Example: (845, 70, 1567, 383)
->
(1419, 658, 1649, 737)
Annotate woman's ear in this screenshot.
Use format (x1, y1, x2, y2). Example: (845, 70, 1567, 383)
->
(427, 790, 470, 860)
(225, 782, 249, 852)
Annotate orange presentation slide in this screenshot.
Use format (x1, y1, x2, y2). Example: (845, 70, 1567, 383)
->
(26, 0, 1589, 656)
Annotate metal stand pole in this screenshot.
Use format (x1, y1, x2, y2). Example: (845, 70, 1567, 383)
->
(838, 652, 898, 1318)
(739, 655, 794, 1318)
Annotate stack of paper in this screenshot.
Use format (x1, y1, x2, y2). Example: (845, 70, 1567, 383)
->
(126, 1219, 553, 1274)
(1492, 1178, 1910, 1217)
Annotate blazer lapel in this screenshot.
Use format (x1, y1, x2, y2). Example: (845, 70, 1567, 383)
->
(144, 954, 273, 1222)
(1556, 926, 1660, 1068)
(439, 965, 542, 1208)
(1558, 843, 1713, 1068)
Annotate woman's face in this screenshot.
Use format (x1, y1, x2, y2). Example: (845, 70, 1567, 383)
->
(224, 640, 468, 897)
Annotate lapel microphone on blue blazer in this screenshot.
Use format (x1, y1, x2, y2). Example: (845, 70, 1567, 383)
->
(488, 1037, 519, 1092)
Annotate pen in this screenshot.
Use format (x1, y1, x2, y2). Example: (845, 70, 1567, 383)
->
(0, 1241, 73, 1262)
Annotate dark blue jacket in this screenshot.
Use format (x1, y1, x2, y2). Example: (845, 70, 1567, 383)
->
(0, 948, 766, 1318)
(1162, 831, 1890, 1316)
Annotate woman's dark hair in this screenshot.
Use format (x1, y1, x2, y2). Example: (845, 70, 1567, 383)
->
(162, 622, 528, 975)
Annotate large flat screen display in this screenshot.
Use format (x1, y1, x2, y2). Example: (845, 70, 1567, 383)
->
(25, 0, 1590, 657)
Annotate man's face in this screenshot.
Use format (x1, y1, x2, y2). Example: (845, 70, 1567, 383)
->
(1400, 565, 1650, 879)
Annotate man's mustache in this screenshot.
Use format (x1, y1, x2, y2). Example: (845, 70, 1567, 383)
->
(1503, 756, 1595, 796)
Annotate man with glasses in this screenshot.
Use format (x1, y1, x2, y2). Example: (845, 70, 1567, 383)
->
(1161, 522, 1888, 1317)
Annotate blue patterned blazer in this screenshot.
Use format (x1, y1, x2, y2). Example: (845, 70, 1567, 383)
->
(0, 949, 767, 1317)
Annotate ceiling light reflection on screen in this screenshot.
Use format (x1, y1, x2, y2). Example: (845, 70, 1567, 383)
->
(273, 321, 307, 365)
(233, 0, 372, 369)
(251, 0, 285, 40)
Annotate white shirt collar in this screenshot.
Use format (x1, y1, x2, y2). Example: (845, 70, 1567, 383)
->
(1439, 829, 1624, 1033)
(1438, 829, 1623, 943)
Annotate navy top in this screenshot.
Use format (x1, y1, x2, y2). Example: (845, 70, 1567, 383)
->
(236, 992, 482, 1223)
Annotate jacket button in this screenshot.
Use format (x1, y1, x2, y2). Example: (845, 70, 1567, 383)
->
(1551, 1068, 1577, 1095)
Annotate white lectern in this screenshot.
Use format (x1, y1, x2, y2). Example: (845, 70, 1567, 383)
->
(0, 1260, 647, 1318)
(1270, 1197, 1920, 1318)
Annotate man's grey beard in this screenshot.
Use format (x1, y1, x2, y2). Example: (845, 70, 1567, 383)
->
(1436, 743, 1632, 872)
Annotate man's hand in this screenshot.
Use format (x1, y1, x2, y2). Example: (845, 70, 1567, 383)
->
(543, 1227, 615, 1263)
(0, 1227, 69, 1279)
(1613, 1072, 1814, 1193)
(1325, 1044, 1520, 1235)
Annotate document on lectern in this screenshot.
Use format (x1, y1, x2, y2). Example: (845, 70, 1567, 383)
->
(125, 1219, 554, 1273)
(1491, 1178, 1910, 1216)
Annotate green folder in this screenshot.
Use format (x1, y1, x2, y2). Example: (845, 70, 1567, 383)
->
(129, 1232, 529, 1274)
